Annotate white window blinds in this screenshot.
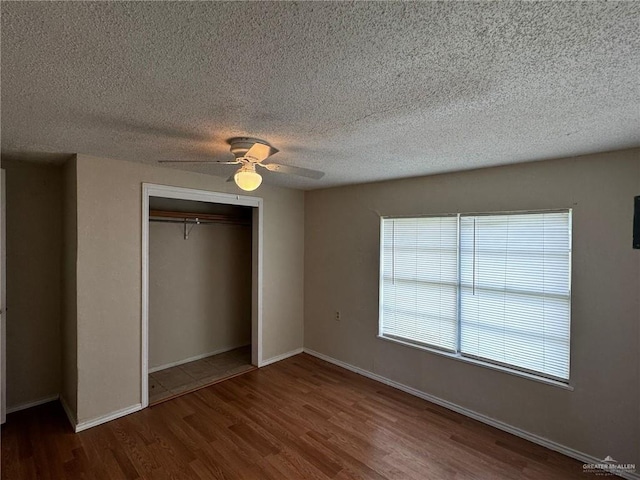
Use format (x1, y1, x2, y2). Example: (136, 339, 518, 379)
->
(379, 210, 572, 382)
(459, 212, 571, 380)
(380, 216, 458, 351)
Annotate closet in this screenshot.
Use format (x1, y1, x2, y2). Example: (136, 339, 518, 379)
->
(147, 197, 254, 404)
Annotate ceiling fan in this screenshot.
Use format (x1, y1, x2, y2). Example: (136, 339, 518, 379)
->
(159, 137, 324, 191)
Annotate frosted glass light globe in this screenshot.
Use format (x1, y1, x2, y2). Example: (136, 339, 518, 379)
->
(234, 168, 262, 191)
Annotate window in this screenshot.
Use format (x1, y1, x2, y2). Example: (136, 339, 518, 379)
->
(380, 210, 572, 382)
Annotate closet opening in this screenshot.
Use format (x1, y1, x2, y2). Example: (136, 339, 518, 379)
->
(141, 184, 263, 408)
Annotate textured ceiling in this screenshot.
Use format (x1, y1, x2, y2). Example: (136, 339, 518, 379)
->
(1, 2, 639, 190)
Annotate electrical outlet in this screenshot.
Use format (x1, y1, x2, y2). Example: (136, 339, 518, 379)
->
(335, 311, 341, 321)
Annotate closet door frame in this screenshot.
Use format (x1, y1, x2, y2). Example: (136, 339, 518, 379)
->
(141, 183, 263, 409)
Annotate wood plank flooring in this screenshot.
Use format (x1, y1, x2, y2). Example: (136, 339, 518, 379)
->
(1, 353, 585, 479)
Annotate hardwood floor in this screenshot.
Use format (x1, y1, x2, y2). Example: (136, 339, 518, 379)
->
(2, 354, 584, 479)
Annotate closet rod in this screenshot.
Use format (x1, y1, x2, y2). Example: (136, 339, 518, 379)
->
(150, 218, 217, 225)
(149, 209, 248, 223)
(149, 217, 250, 226)
(149, 210, 250, 227)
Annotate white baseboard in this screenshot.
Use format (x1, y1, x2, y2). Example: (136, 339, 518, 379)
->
(59, 395, 77, 430)
(303, 348, 639, 480)
(260, 347, 303, 367)
(148, 343, 250, 373)
(75, 403, 142, 433)
(6, 394, 59, 414)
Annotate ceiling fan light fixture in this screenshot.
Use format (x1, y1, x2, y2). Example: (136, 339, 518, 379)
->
(159, 137, 324, 187)
(234, 164, 262, 191)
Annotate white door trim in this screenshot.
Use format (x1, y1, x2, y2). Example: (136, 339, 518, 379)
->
(1, 169, 6, 424)
(141, 183, 264, 409)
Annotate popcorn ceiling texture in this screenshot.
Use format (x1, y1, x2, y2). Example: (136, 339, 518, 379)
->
(1, 1, 639, 189)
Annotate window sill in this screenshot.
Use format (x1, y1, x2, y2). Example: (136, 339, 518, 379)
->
(376, 335, 574, 391)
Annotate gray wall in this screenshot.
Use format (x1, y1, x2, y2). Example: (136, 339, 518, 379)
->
(74, 154, 304, 423)
(149, 220, 251, 369)
(3, 160, 62, 410)
(304, 148, 640, 466)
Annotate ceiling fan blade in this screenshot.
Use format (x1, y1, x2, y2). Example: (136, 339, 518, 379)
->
(244, 143, 272, 162)
(226, 173, 236, 182)
(158, 160, 241, 165)
(260, 162, 325, 180)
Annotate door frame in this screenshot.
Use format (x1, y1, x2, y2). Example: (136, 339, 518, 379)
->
(141, 183, 263, 409)
(1, 169, 5, 424)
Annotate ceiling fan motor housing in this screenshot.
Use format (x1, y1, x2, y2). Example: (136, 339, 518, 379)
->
(228, 137, 278, 160)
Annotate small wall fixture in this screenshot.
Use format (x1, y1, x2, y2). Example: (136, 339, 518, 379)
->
(234, 164, 263, 192)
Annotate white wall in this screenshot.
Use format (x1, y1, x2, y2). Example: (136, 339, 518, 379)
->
(73, 154, 304, 423)
(304, 148, 640, 466)
(3, 160, 62, 410)
(149, 220, 251, 369)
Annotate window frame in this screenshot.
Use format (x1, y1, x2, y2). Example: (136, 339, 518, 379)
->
(378, 209, 573, 389)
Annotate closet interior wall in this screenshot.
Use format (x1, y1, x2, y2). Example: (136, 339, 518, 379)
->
(148, 199, 252, 372)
